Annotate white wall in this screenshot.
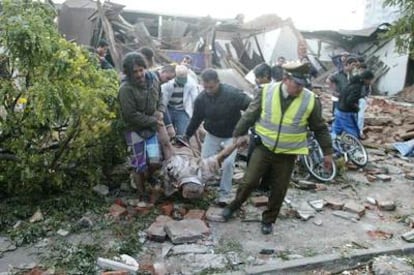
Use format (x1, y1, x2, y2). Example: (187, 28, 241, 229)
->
(354, 38, 409, 95)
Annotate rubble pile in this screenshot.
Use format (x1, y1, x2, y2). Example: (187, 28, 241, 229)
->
(317, 90, 414, 149)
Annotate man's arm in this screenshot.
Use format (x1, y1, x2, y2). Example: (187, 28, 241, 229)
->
(119, 87, 157, 130)
(237, 91, 253, 110)
(308, 98, 333, 155)
(185, 95, 204, 138)
(233, 89, 262, 137)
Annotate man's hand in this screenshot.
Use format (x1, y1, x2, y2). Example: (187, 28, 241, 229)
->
(154, 111, 164, 121)
(233, 136, 248, 149)
(323, 154, 333, 171)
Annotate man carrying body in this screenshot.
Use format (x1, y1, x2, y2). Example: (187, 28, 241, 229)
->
(184, 68, 251, 205)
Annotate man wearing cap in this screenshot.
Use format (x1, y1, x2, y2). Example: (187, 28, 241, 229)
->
(221, 63, 333, 234)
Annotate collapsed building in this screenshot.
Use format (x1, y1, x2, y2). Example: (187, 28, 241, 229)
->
(56, 0, 414, 155)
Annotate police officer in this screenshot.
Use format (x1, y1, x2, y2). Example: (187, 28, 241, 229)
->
(222, 63, 333, 234)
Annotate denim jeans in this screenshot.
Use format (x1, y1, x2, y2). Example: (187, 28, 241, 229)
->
(358, 98, 367, 135)
(201, 132, 237, 198)
(168, 107, 190, 136)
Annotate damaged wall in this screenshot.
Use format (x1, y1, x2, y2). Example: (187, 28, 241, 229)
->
(353, 38, 409, 96)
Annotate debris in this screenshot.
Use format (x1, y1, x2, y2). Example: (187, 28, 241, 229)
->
(92, 184, 109, 196)
(251, 196, 269, 207)
(332, 210, 360, 222)
(405, 216, 414, 228)
(375, 174, 392, 182)
(295, 180, 317, 190)
(312, 219, 323, 226)
(401, 230, 414, 242)
(77, 216, 94, 228)
(146, 215, 173, 242)
(366, 174, 377, 182)
(367, 230, 393, 240)
(259, 248, 275, 255)
(153, 262, 168, 275)
(56, 229, 70, 237)
(29, 209, 44, 223)
(160, 202, 174, 216)
(377, 200, 396, 211)
(0, 237, 16, 253)
(206, 207, 226, 222)
(170, 244, 210, 255)
(344, 201, 366, 217)
(109, 204, 127, 218)
(118, 254, 139, 268)
(324, 197, 344, 210)
(372, 255, 414, 275)
(404, 173, 414, 180)
(184, 209, 206, 220)
(366, 197, 377, 205)
(164, 219, 210, 244)
(96, 257, 139, 273)
(308, 199, 325, 211)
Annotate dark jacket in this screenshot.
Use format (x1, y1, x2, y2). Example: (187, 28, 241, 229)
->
(338, 75, 364, 113)
(186, 83, 252, 138)
(118, 72, 162, 137)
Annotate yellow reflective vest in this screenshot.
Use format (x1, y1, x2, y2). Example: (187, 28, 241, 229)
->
(255, 82, 315, 154)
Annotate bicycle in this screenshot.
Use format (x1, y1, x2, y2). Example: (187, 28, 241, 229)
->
(292, 132, 337, 182)
(333, 132, 368, 167)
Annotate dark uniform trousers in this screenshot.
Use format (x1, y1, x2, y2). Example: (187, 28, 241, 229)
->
(228, 143, 296, 224)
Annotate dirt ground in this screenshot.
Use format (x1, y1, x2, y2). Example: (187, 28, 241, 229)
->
(1, 149, 414, 274)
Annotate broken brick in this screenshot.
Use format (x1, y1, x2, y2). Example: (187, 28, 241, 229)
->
(164, 219, 210, 244)
(184, 209, 206, 220)
(146, 215, 173, 242)
(376, 174, 392, 181)
(366, 174, 377, 182)
(405, 173, 414, 180)
(251, 196, 268, 207)
(324, 197, 344, 210)
(377, 200, 396, 211)
(114, 198, 127, 207)
(344, 201, 366, 217)
(109, 204, 127, 218)
(160, 202, 173, 216)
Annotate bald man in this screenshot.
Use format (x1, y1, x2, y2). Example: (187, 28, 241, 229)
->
(161, 65, 200, 136)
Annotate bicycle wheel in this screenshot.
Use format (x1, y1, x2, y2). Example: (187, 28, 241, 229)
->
(339, 133, 368, 167)
(303, 140, 337, 182)
(291, 156, 311, 182)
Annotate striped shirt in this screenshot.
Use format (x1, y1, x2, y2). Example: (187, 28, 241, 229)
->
(168, 85, 184, 110)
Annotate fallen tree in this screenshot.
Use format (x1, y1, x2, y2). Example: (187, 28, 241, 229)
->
(0, 0, 123, 195)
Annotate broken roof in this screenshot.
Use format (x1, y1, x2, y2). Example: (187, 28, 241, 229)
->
(301, 23, 391, 48)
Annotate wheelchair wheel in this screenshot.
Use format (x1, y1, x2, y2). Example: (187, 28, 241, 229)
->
(340, 133, 368, 167)
(303, 140, 337, 182)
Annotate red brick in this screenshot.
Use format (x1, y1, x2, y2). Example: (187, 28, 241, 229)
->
(109, 204, 127, 218)
(251, 196, 268, 207)
(160, 202, 173, 216)
(184, 209, 206, 220)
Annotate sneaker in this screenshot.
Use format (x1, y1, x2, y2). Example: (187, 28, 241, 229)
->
(261, 222, 273, 235)
(221, 207, 234, 221)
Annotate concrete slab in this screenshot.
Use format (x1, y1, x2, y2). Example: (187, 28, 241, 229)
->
(245, 243, 414, 274)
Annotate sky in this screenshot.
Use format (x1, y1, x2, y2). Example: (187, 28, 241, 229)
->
(104, 0, 366, 31)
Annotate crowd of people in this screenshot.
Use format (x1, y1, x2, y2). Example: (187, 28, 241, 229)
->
(99, 40, 374, 235)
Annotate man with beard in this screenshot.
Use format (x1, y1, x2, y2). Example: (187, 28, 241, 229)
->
(118, 52, 171, 201)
